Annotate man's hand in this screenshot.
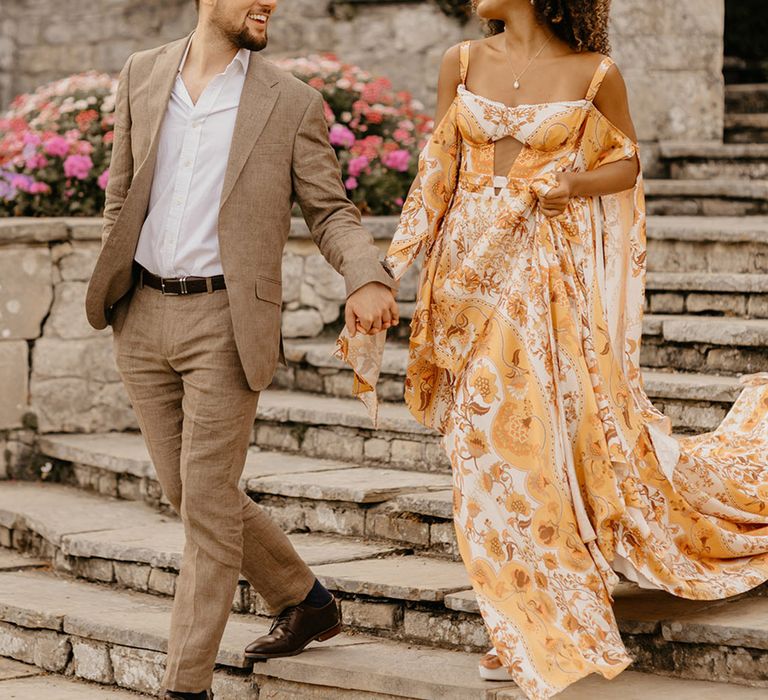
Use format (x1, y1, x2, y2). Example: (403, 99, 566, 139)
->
(345, 282, 399, 337)
(539, 172, 574, 218)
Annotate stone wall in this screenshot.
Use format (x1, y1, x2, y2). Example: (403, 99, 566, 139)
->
(0, 217, 413, 452)
(1, 0, 724, 147)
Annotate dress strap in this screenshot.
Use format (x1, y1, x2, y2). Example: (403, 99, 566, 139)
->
(459, 41, 471, 86)
(585, 56, 615, 102)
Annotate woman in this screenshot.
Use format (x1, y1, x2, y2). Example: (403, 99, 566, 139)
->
(336, 1, 768, 698)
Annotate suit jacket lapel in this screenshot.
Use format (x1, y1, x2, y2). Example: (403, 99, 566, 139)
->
(220, 53, 280, 208)
(146, 34, 192, 149)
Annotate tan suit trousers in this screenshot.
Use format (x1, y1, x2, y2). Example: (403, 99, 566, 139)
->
(113, 280, 315, 693)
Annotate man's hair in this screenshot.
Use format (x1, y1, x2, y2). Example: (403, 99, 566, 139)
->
(195, 0, 199, 9)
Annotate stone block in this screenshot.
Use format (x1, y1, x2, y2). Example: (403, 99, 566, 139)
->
(117, 475, 143, 501)
(212, 670, 259, 700)
(403, 608, 489, 650)
(0, 341, 28, 429)
(706, 348, 768, 375)
(281, 252, 304, 303)
(75, 557, 114, 583)
(110, 645, 166, 696)
(114, 562, 151, 592)
(0, 219, 68, 244)
(282, 309, 324, 339)
(748, 295, 768, 318)
(304, 502, 365, 537)
(30, 375, 135, 434)
(72, 637, 114, 684)
(313, 556, 470, 602)
(649, 292, 685, 314)
(148, 568, 176, 597)
(364, 438, 391, 462)
(303, 426, 364, 462)
(300, 282, 342, 324)
(97, 470, 119, 497)
(255, 424, 302, 453)
(0, 622, 71, 671)
(294, 368, 324, 393)
(391, 439, 426, 468)
(44, 281, 103, 340)
(366, 511, 430, 546)
(430, 522, 459, 557)
(686, 293, 747, 316)
(304, 255, 347, 301)
(0, 246, 53, 340)
(341, 599, 401, 630)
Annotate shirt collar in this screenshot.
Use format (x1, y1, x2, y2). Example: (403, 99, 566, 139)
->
(178, 34, 250, 76)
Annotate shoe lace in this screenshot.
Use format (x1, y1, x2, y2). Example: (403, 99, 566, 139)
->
(269, 605, 300, 634)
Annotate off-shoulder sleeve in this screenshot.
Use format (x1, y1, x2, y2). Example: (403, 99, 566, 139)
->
(334, 100, 462, 426)
(581, 110, 662, 430)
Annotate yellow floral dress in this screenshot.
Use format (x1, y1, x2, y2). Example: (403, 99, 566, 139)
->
(336, 42, 768, 700)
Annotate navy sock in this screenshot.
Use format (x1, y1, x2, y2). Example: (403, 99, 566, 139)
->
(302, 578, 333, 608)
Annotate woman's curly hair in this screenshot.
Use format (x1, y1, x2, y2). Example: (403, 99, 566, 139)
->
(486, 1, 612, 55)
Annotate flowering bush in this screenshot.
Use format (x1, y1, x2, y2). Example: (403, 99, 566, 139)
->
(0, 55, 433, 217)
(0, 72, 117, 216)
(276, 54, 433, 215)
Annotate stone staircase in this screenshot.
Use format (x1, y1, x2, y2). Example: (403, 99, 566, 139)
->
(3, 87, 768, 700)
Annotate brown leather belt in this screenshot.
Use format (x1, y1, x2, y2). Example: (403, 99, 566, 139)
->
(135, 263, 226, 295)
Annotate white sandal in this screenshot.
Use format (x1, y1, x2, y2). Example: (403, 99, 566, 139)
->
(478, 647, 514, 681)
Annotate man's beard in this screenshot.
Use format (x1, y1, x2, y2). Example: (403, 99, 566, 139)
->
(228, 25, 268, 52)
(211, 10, 268, 52)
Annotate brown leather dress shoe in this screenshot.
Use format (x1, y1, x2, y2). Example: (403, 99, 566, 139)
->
(244, 597, 341, 660)
(161, 690, 213, 699)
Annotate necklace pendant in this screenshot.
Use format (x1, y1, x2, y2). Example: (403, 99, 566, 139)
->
(513, 79, 520, 90)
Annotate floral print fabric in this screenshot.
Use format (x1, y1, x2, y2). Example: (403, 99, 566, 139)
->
(335, 43, 768, 699)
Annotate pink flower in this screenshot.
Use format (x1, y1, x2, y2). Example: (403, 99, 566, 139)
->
(29, 182, 51, 195)
(97, 169, 110, 190)
(22, 132, 41, 147)
(382, 149, 411, 172)
(43, 136, 70, 158)
(75, 140, 94, 155)
(395, 197, 404, 206)
(63, 154, 93, 180)
(329, 124, 355, 149)
(393, 128, 411, 143)
(308, 77, 325, 90)
(25, 153, 48, 170)
(344, 176, 358, 190)
(347, 155, 370, 178)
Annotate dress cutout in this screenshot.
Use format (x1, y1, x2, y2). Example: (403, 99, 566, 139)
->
(335, 43, 768, 700)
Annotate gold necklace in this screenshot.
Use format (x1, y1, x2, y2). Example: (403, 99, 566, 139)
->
(504, 32, 554, 90)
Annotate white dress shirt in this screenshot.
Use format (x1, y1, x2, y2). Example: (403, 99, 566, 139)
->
(134, 38, 250, 278)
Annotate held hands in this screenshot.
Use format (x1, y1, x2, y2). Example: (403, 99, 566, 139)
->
(345, 282, 400, 337)
(539, 172, 574, 218)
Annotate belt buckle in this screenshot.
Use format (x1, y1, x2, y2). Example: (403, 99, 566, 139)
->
(160, 277, 181, 296)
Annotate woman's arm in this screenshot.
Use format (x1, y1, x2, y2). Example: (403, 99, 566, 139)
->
(403, 44, 463, 198)
(540, 64, 641, 217)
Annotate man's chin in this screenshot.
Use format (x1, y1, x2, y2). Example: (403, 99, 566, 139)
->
(236, 28, 268, 52)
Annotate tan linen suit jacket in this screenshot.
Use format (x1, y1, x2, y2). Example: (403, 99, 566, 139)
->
(85, 34, 397, 392)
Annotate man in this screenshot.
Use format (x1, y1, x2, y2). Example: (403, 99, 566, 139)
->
(84, 1, 399, 698)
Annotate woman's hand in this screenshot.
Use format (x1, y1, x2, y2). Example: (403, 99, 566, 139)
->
(539, 172, 574, 218)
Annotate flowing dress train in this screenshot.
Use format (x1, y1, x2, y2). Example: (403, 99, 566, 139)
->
(335, 42, 768, 700)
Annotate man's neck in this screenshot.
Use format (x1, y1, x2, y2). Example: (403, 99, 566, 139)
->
(185, 25, 241, 78)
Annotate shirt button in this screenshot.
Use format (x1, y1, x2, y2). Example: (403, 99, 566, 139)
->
(185, 161, 192, 167)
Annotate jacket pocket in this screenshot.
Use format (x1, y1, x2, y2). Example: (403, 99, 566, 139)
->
(255, 276, 283, 305)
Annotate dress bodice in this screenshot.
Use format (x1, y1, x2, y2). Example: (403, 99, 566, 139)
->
(453, 42, 630, 180)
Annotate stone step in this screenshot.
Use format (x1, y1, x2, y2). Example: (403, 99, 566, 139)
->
(0, 566, 766, 695)
(645, 272, 768, 318)
(725, 113, 768, 143)
(32, 435, 457, 552)
(646, 216, 768, 275)
(659, 141, 768, 180)
(726, 83, 768, 114)
(0, 479, 455, 594)
(0, 658, 151, 699)
(644, 179, 768, 216)
(641, 314, 768, 376)
(276, 338, 751, 434)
